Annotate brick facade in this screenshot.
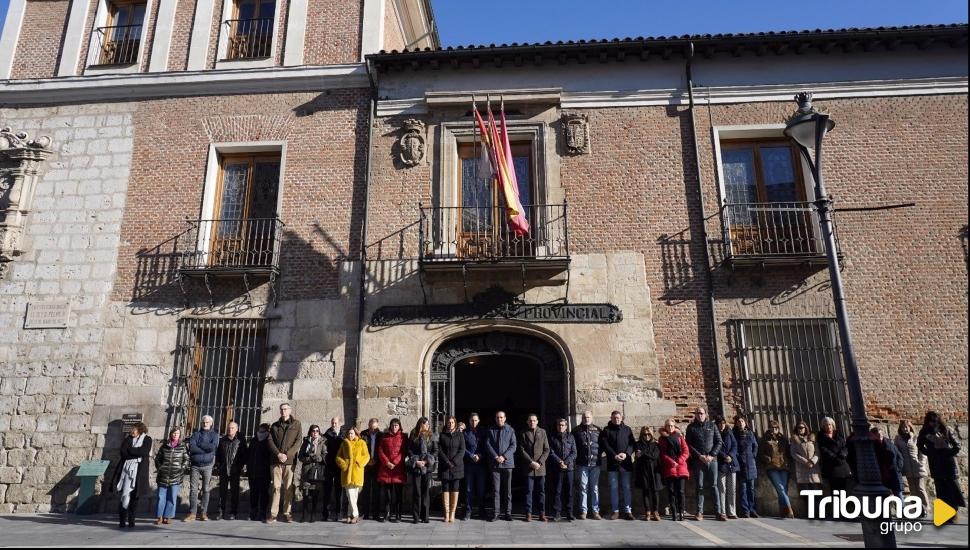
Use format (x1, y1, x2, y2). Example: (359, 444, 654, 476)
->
(165, 0, 196, 70)
(9, 0, 71, 80)
(304, 0, 363, 65)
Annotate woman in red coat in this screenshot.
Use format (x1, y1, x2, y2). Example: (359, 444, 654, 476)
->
(658, 418, 690, 521)
(377, 418, 407, 522)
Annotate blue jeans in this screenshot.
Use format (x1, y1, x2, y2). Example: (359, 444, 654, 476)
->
(464, 467, 486, 517)
(156, 484, 180, 519)
(525, 476, 546, 515)
(576, 465, 600, 514)
(607, 470, 632, 513)
(767, 469, 791, 508)
(738, 477, 757, 514)
(691, 459, 722, 515)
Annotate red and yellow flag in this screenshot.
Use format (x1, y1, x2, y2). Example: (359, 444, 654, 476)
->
(474, 99, 529, 236)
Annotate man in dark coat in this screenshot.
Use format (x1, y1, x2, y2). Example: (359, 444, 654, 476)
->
(248, 423, 272, 521)
(486, 410, 517, 521)
(548, 418, 577, 521)
(685, 407, 723, 520)
(266, 403, 302, 522)
(321, 416, 345, 521)
(518, 414, 551, 522)
(572, 411, 602, 520)
(463, 412, 487, 520)
(361, 418, 382, 520)
(186, 415, 219, 521)
(599, 410, 636, 520)
(215, 421, 248, 520)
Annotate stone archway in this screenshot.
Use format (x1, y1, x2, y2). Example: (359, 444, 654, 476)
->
(429, 331, 569, 432)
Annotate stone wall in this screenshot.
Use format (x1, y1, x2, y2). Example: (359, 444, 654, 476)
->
(0, 102, 136, 512)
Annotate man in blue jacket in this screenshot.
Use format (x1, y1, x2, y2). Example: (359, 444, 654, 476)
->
(463, 412, 487, 520)
(185, 415, 219, 521)
(486, 410, 517, 521)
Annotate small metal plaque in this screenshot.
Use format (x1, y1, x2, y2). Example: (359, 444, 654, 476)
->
(24, 301, 71, 329)
(121, 413, 143, 435)
(75, 459, 111, 477)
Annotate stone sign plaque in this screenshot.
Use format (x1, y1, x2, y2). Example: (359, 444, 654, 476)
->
(75, 460, 111, 477)
(121, 413, 144, 435)
(24, 301, 71, 329)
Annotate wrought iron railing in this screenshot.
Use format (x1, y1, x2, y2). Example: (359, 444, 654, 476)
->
(419, 204, 569, 262)
(722, 200, 840, 261)
(225, 18, 274, 59)
(181, 217, 284, 272)
(93, 25, 143, 65)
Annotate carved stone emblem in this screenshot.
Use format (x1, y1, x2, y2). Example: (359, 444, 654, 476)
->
(562, 113, 590, 155)
(1, 127, 54, 279)
(399, 119, 426, 167)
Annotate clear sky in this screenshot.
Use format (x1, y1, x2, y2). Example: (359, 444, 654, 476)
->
(0, 0, 966, 51)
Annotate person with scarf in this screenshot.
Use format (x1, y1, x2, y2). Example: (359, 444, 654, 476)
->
(298, 425, 327, 522)
(732, 416, 759, 518)
(377, 418, 407, 522)
(760, 420, 793, 518)
(111, 422, 152, 528)
(917, 411, 965, 520)
(407, 417, 436, 523)
(658, 418, 689, 521)
(154, 427, 189, 525)
(894, 419, 928, 516)
(634, 425, 663, 521)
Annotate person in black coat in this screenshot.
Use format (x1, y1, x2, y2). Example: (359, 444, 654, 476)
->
(361, 419, 383, 520)
(111, 422, 152, 528)
(437, 416, 465, 522)
(247, 423, 272, 521)
(215, 421, 248, 520)
(599, 411, 636, 520)
(547, 418, 577, 521)
(917, 411, 966, 512)
(634, 426, 663, 521)
(462, 413, 487, 520)
(322, 417, 345, 521)
(817, 417, 852, 493)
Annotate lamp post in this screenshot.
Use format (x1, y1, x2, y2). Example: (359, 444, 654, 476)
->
(784, 93, 896, 548)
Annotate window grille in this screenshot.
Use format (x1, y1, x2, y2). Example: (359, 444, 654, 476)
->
(733, 318, 850, 436)
(170, 318, 268, 439)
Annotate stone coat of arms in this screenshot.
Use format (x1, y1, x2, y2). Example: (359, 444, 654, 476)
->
(399, 119, 426, 167)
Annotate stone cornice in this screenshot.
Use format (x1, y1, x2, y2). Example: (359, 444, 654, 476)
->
(0, 64, 370, 106)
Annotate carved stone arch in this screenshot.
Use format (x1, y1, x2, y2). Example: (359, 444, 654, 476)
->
(429, 330, 569, 431)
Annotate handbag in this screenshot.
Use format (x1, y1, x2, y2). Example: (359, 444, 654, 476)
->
(306, 462, 326, 482)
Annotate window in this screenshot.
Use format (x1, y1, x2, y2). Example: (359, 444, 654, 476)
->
(95, 1, 147, 65)
(173, 318, 268, 439)
(733, 318, 850, 435)
(207, 153, 281, 268)
(226, 0, 276, 59)
(721, 140, 820, 257)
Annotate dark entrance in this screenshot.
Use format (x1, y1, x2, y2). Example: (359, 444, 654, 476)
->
(454, 354, 542, 431)
(429, 331, 569, 433)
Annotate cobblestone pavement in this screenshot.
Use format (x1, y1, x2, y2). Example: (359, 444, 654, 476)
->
(0, 513, 967, 547)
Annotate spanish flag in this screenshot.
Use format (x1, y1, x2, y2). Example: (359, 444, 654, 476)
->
(473, 99, 529, 236)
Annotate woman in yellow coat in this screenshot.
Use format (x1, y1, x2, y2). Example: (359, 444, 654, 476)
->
(336, 425, 370, 523)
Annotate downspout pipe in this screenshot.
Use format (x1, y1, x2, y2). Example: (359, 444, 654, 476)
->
(355, 58, 378, 405)
(685, 42, 726, 418)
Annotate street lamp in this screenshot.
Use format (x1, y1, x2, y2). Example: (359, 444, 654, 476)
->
(785, 93, 896, 549)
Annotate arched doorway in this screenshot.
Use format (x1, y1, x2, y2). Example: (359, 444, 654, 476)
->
(429, 331, 569, 432)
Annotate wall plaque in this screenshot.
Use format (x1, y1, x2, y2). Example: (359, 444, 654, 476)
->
(121, 413, 144, 435)
(24, 300, 71, 329)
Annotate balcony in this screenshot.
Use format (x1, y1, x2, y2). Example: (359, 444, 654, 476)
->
(419, 204, 570, 275)
(179, 217, 283, 277)
(224, 18, 274, 60)
(721, 200, 841, 267)
(92, 25, 143, 66)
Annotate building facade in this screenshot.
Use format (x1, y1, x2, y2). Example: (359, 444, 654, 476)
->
(0, 1, 966, 514)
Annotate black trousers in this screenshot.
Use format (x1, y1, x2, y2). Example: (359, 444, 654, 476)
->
(411, 473, 431, 521)
(464, 467, 486, 518)
(218, 473, 241, 515)
(249, 476, 270, 520)
(548, 469, 574, 518)
(361, 466, 380, 518)
(642, 488, 661, 513)
(322, 470, 343, 518)
(491, 469, 513, 516)
(118, 489, 138, 526)
(382, 483, 404, 519)
(666, 477, 685, 517)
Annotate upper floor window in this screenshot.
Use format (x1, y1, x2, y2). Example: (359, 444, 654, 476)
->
(226, 0, 277, 60)
(95, 1, 147, 66)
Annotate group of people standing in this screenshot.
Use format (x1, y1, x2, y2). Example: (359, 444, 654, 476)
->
(110, 405, 964, 528)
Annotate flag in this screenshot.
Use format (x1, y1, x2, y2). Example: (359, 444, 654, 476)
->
(499, 103, 530, 235)
(485, 100, 529, 235)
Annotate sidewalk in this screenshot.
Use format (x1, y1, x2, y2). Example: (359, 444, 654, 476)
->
(0, 514, 967, 547)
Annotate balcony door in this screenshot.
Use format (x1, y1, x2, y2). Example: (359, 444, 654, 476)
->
(101, 1, 146, 65)
(721, 141, 816, 257)
(211, 154, 280, 268)
(228, 0, 276, 59)
(457, 142, 533, 259)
